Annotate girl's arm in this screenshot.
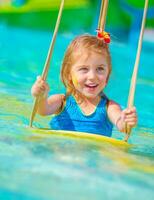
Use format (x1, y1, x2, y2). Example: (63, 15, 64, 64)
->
(107, 100, 137, 133)
(36, 94, 64, 116)
(31, 76, 64, 116)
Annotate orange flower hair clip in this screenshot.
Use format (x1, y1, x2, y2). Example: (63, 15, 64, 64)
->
(96, 29, 111, 44)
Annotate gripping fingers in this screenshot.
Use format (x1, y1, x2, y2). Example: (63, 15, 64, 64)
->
(124, 108, 137, 127)
(31, 76, 49, 97)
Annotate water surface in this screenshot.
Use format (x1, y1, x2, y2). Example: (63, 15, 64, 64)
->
(0, 25, 154, 200)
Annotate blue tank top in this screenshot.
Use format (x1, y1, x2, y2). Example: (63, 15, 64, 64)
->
(49, 95, 113, 137)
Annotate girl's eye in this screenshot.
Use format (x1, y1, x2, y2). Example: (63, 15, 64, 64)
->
(79, 67, 88, 72)
(97, 67, 104, 73)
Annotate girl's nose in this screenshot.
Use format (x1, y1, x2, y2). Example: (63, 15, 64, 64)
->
(88, 70, 96, 80)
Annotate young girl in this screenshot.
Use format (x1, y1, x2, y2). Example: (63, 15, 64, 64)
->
(31, 34, 137, 137)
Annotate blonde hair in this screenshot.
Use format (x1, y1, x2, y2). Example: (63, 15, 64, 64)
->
(61, 34, 112, 98)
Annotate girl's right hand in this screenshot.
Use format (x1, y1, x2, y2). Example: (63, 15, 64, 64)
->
(31, 76, 49, 98)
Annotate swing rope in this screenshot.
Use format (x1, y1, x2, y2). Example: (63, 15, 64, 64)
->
(29, 0, 65, 127)
(124, 0, 149, 142)
(97, 0, 110, 43)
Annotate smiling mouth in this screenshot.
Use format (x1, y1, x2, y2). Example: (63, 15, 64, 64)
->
(85, 84, 98, 89)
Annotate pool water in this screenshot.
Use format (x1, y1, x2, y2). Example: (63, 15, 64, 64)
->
(0, 25, 154, 200)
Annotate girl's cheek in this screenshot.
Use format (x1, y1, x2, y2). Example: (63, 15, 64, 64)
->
(72, 75, 78, 87)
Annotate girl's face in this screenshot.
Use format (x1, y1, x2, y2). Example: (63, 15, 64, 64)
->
(70, 51, 109, 100)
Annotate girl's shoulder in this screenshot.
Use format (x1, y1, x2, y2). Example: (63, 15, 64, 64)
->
(101, 93, 120, 108)
(106, 99, 121, 112)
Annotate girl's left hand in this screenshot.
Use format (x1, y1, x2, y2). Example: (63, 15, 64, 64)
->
(121, 107, 138, 128)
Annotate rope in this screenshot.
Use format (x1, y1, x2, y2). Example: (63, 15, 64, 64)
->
(98, 0, 109, 31)
(97, 0, 110, 43)
(29, 0, 65, 127)
(124, 0, 149, 142)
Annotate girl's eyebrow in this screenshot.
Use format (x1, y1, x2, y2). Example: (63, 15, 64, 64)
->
(76, 64, 106, 68)
(76, 65, 89, 68)
(97, 64, 106, 67)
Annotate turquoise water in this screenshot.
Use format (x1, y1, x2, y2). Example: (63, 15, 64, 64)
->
(0, 25, 154, 200)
